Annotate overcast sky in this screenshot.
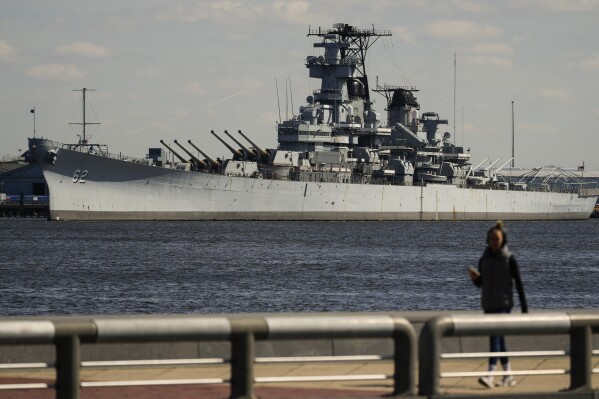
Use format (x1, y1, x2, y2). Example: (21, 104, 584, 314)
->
(1, 0, 598, 169)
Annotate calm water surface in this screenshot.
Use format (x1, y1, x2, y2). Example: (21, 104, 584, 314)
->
(0, 219, 597, 316)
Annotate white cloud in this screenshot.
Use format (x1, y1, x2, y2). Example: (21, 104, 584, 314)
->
(465, 55, 512, 68)
(181, 81, 209, 95)
(451, 0, 497, 13)
(469, 42, 513, 55)
(25, 64, 86, 80)
(158, 1, 313, 26)
(534, 89, 569, 100)
(158, 1, 259, 23)
(148, 121, 176, 132)
(263, 1, 312, 25)
(133, 67, 165, 78)
(508, 0, 599, 12)
(215, 76, 263, 91)
(517, 121, 558, 133)
(581, 54, 599, 70)
(227, 33, 250, 42)
(425, 20, 502, 39)
(392, 26, 416, 45)
(56, 42, 111, 58)
(0, 39, 16, 62)
(202, 107, 217, 117)
(259, 110, 279, 126)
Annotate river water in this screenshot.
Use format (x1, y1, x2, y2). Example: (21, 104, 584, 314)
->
(0, 219, 597, 316)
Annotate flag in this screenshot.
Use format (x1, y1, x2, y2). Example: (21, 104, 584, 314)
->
(578, 163, 585, 171)
(30, 109, 35, 113)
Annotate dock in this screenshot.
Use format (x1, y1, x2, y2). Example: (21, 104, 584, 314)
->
(0, 195, 48, 218)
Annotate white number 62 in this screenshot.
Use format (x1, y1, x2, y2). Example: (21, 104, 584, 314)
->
(72, 169, 88, 183)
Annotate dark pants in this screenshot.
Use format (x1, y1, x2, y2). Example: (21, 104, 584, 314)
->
(484, 309, 510, 366)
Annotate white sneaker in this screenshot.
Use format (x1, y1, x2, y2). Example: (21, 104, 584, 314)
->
(497, 376, 517, 387)
(478, 376, 494, 388)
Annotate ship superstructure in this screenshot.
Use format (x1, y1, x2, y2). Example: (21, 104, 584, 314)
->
(274, 24, 470, 187)
(27, 23, 598, 221)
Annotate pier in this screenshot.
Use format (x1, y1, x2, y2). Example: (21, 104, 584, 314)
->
(0, 310, 597, 398)
(0, 195, 48, 218)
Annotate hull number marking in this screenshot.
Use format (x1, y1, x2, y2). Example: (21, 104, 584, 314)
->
(72, 169, 88, 183)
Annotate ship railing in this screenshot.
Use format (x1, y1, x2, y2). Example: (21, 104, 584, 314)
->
(312, 88, 342, 101)
(60, 142, 151, 165)
(308, 27, 392, 37)
(306, 57, 358, 66)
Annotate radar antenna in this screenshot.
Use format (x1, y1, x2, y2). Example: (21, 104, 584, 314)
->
(308, 23, 391, 104)
(69, 88, 100, 145)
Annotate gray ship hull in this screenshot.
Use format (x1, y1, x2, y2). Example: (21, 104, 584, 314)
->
(32, 139, 597, 221)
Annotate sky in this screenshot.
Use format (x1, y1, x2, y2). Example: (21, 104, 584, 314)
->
(1, 0, 598, 169)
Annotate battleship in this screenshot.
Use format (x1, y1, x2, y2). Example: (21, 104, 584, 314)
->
(28, 23, 598, 221)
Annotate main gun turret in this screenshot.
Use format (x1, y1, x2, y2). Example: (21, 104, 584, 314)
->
(188, 140, 221, 170)
(237, 130, 271, 163)
(223, 130, 256, 160)
(210, 130, 244, 160)
(159, 140, 188, 164)
(173, 140, 208, 171)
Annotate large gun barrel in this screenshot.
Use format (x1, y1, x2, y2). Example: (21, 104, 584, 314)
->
(210, 130, 243, 159)
(237, 130, 269, 160)
(223, 130, 255, 159)
(187, 140, 220, 170)
(159, 140, 188, 164)
(173, 140, 207, 170)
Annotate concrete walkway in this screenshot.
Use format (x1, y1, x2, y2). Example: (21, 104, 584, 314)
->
(0, 356, 597, 398)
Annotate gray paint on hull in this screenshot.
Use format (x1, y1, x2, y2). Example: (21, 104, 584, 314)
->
(48, 210, 591, 222)
(32, 140, 597, 221)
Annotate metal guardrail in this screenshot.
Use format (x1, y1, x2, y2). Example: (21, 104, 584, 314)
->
(1, 312, 598, 398)
(418, 312, 599, 396)
(0, 314, 416, 399)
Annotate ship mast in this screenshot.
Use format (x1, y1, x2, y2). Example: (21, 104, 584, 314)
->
(307, 23, 391, 107)
(69, 88, 99, 145)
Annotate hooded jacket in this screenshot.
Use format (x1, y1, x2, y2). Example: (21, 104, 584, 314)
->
(474, 245, 528, 312)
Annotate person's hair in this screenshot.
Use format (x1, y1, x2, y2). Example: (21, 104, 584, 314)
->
(486, 220, 507, 246)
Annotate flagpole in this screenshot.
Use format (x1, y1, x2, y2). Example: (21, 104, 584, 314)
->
(511, 101, 514, 168)
(31, 107, 36, 138)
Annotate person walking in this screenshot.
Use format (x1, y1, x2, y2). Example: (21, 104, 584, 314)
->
(468, 220, 528, 388)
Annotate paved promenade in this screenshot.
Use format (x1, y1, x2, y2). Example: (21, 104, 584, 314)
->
(1, 355, 595, 398)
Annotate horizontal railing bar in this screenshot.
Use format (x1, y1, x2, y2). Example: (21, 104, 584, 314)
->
(0, 383, 50, 390)
(81, 358, 226, 367)
(255, 355, 389, 363)
(255, 374, 390, 383)
(441, 350, 567, 359)
(81, 378, 227, 387)
(0, 362, 51, 369)
(593, 350, 599, 355)
(441, 369, 568, 378)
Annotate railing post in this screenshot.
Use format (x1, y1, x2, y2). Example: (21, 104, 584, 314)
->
(418, 316, 453, 397)
(55, 334, 80, 399)
(392, 317, 416, 396)
(53, 320, 97, 399)
(569, 324, 592, 390)
(230, 331, 255, 399)
(228, 317, 268, 399)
